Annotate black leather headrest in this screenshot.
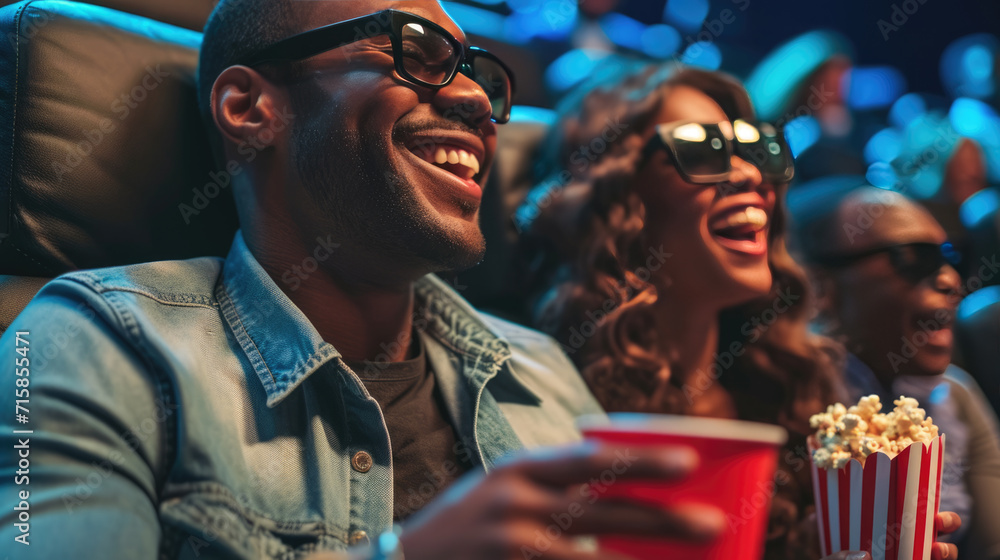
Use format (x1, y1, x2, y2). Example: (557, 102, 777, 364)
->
(0, 0, 214, 30)
(0, 0, 238, 276)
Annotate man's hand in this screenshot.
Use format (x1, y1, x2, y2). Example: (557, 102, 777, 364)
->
(933, 512, 961, 559)
(398, 441, 725, 559)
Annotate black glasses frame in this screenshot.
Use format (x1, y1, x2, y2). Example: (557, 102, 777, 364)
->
(643, 119, 795, 184)
(237, 9, 516, 123)
(810, 242, 960, 283)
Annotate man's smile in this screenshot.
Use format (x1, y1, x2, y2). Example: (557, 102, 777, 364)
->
(402, 130, 488, 202)
(415, 143, 481, 179)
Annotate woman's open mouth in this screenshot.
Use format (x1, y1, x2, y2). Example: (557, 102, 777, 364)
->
(709, 206, 768, 256)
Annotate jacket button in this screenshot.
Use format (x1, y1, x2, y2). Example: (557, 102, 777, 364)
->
(349, 530, 369, 546)
(352, 451, 373, 473)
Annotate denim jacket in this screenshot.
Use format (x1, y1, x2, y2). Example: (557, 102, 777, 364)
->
(0, 231, 603, 559)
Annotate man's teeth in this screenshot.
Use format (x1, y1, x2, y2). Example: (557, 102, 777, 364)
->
(724, 207, 768, 229)
(431, 147, 481, 176)
(460, 151, 479, 174)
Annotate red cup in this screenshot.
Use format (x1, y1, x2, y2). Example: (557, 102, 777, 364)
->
(578, 413, 787, 560)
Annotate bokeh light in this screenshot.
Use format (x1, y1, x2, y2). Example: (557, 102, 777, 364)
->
(663, 0, 710, 32)
(843, 66, 907, 109)
(680, 41, 722, 70)
(545, 49, 612, 91)
(940, 34, 998, 99)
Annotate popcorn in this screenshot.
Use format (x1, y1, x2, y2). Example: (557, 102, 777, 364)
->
(809, 395, 939, 469)
(809, 395, 946, 558)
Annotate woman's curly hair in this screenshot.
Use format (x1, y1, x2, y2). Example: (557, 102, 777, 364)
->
(520, 61, 845, 557)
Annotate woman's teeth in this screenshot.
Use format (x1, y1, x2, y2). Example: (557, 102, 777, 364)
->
(431, 147, 481, 177)
(721, 207, 768, 229)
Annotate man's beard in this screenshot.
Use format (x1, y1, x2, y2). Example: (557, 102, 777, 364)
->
(290, 116, 486, 275)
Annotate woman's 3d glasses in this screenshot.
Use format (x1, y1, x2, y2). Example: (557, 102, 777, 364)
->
(643, 120, 795, 184)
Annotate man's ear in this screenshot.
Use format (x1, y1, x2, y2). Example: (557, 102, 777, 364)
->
(210, 66, 288, 147)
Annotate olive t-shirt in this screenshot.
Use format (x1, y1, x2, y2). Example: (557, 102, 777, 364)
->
(345, 336, 475, 520)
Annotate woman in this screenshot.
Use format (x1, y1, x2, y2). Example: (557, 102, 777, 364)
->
(519, 62, 961, 559)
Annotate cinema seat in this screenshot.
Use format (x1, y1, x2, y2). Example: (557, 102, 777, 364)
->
(0, 0, 239, 335)
(0, 0, 213, 30)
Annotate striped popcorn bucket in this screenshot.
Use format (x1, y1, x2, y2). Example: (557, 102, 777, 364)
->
(809, 435, 945, 560)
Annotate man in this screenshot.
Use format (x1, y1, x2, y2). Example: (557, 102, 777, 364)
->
(0, 1, 728, 558)
(795, 186, 1000, 560)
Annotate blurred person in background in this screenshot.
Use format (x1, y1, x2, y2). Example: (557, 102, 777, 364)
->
(518, 62, 962, 559)
(795, 185, 1000, 560)
(943, 138, 1000, 417)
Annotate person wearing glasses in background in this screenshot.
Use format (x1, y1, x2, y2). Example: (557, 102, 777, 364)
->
(519, 64, 962, 559)
(0, 1, 743, 558)
(794, 185, 1000, 560)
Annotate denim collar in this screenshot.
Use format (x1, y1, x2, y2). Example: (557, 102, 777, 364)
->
(218, 231, 540, 407)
